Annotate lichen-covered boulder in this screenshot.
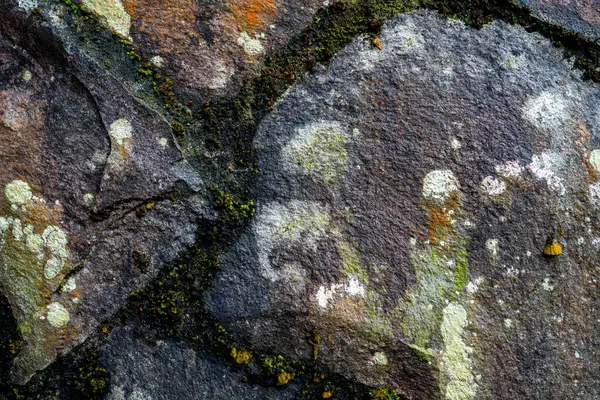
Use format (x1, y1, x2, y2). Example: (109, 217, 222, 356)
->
(205, 10, 600, 399)
(0, 3, 211, 384)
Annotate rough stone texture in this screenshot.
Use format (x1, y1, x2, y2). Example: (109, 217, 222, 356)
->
(516, 0, 600, 39)
(205, 11, 600, 399)
(0, 0, 212, 384)
(88, 0, 325, 98)
(2, 0, 600, 398)
(101, 327, 299, 400)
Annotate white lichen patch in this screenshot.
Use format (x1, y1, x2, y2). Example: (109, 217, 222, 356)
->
(422, 170, 459, 204)
(485, 239, 499, 262)
(589, 182, 600, 207)
(12, 219, 23, 241)
(107, 118, 133, 167)
(42, 226, 68, 259)
(503, 318, 513, 328)
(542, 277, 555, 292)
(63, 276, 77, 292)
(237, 31, 264, 56)
(528, 151, 566, 195)
(589, 150, 600, 174)
(346, 276, 366, 296)
(281, 121, 348, 183)
(5, 180, 33, 206)
(44, 257, 64, 279)
(46, 302, 69, 327)
(25, 228, 44, 256)
(370, 351, 389, 367)
(440, 302, 477, 400)
(109, 118, 133, 146)
(22, 70, 32, 82)
(451, 138, 462, 151)
(315, 276, 366, 309)
(254, 201, 331, 281)
(81, 0, 131, 39)
(479, 176, 506, 197)
(466, 278, 483, 295)
(495, 161, 524, 179)
(522, 90, 570, 133)
(383, 21, 425, 54)
(316, 284, 343, 308)
(83, 193, 95, 205)
(150, 55, 165, 68)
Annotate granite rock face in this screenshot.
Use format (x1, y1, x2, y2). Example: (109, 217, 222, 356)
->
(1, 0, 600, 399)
(205, 11, 600, 399)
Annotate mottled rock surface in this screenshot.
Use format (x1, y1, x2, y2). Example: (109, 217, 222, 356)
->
(1, 0, 600, 399)
(205, 11, 600, 399)
(516, 0, 600, 39)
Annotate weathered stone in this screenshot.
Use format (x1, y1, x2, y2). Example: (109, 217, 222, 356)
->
(205, 11, 600, 399)
(516, 0, 600, 39)
(0, 2, 212, 384)
(101, 327, 299, 400)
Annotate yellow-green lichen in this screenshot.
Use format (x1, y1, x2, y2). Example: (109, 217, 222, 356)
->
(46, 302, 70, 328)
(440, 303, 477, 400)
(282, 122, 348, 183)
(5, 180, 33, 208)
(337, 239, 369, 284)
(80, 0, 131, 39)
(400, 241, 469, 351)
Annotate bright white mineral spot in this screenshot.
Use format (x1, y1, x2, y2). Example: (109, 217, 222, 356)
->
(422, 170, 459, 204)
(480, 176, 506, 197)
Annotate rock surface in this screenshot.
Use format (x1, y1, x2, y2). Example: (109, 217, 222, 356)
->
(1, 0, 600, 399)
(205, 11, 600, 399)
(516, 0, 600, 39)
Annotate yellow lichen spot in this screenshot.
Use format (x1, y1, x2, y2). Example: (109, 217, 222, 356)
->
(543, 240, 562, 256)
(277, 370, 294, 385)
(322, 391, 333, 398)
(145, 201, 155, 210)
(231, 347, 252, 364)
(372, 37, 383, 50)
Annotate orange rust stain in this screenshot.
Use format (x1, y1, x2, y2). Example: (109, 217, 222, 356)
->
(229, 0, 276, 34)
(428, 209, 453, 245)
(583, 156, 597, 183)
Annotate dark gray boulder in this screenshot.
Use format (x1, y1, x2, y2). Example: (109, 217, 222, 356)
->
(205, 10, 600, 399)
